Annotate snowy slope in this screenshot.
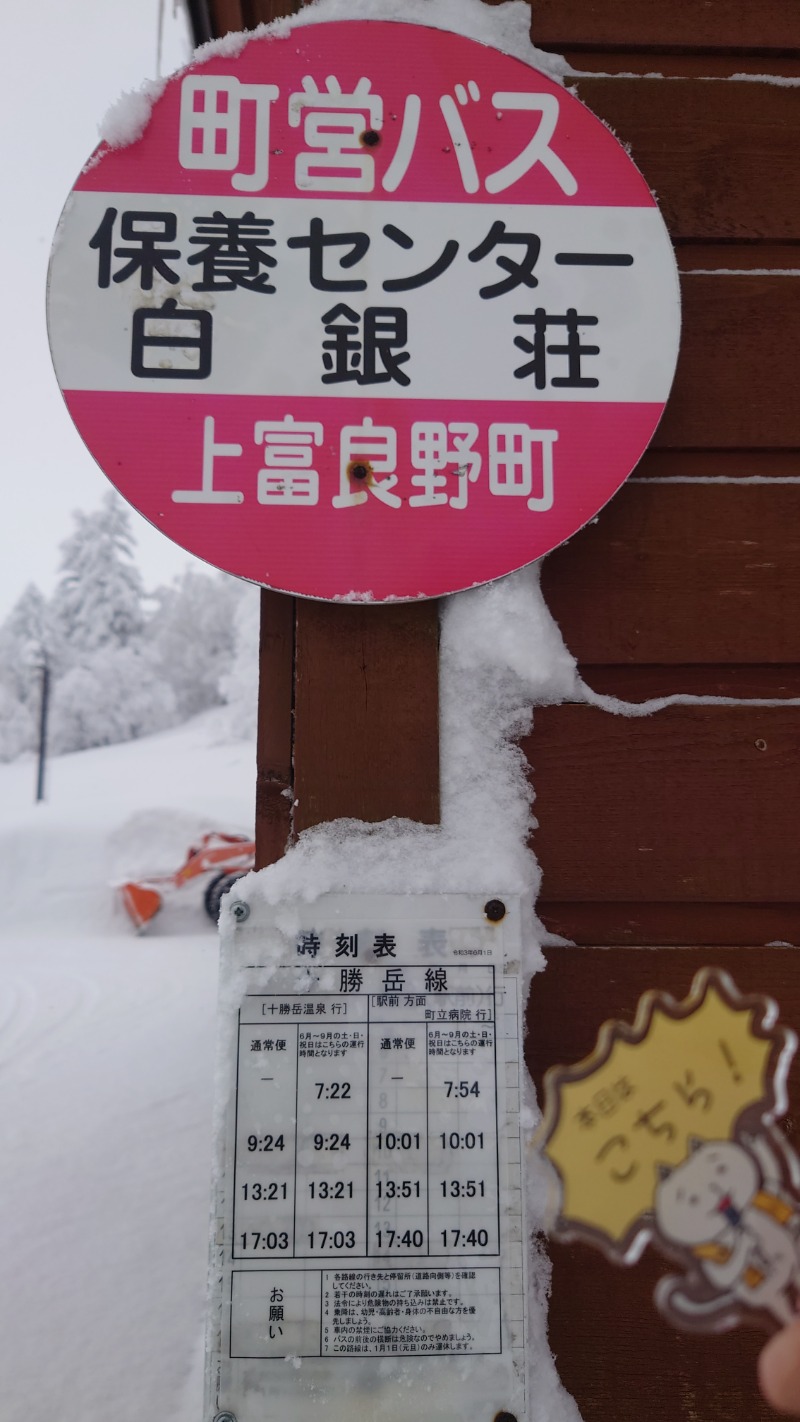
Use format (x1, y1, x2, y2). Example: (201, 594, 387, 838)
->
(0, 713, 256, 1422)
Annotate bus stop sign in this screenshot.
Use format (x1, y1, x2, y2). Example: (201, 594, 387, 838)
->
(47, 17, 680, 601)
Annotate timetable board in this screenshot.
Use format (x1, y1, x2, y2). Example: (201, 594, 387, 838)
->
(205, 892, 529, 1422)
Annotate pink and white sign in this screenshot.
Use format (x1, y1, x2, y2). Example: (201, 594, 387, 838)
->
(47, 18, 681, 602)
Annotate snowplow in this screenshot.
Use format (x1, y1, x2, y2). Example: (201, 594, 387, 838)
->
(118, 831, 256, 931)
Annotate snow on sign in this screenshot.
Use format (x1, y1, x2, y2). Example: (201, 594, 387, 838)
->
(47, 19, 680, 602)
(208, 892, 527, 1422)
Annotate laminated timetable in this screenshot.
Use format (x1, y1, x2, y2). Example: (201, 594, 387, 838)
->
(205, 893, 528, 1422)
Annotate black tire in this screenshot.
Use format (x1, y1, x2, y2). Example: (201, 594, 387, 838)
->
(204, 871, 246, 923)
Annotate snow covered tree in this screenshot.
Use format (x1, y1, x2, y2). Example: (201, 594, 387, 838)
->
(48, 646, 176, 756)
(218, 585, 260, 739)
(0, 684, 36, 762)
(0, 584, 54, 761)
(148, 568, 242, 720)
(41, 493, 181, 756)
(0, 583, 53, 704)
(54, 492, 146, 655)
(0, 498, 258, 762)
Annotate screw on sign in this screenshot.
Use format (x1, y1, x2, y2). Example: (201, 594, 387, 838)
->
(47, 18, 680, 602)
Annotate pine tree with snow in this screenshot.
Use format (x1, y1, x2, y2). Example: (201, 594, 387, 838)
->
(49, 646, 177, 755)
(0, 583, 52, 703)
(218, 586, 260, 739)
(0, 683, 36, 762)
(46, 493, 178, 755)
(55, 492, 146, 655)
(0, 584, 54, 760)
(148, 568, 243, 720)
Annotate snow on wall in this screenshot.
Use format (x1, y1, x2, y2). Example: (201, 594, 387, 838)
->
(578, 676, 800, 719)
(241, 565, 576, 909)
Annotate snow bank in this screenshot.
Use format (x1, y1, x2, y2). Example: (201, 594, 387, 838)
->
(0, 707, 261, 1422)
(0, 709, 254, 935)
(0, 929, 218, 1422)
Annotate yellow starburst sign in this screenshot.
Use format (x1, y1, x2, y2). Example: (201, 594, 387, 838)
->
(539, 968, 795, 1257)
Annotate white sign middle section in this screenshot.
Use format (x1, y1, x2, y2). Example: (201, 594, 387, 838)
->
(50, 193, 679, 404)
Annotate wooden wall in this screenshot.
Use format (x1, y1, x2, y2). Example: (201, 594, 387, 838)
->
(524, 4, 800, 1418)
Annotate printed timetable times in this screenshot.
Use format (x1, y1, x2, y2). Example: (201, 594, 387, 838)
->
(233, 966, 501, 1261)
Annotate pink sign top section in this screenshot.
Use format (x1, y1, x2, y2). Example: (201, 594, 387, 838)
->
(75, 20, 656, 208)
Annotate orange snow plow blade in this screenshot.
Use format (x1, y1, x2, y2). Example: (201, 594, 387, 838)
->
(120, 882, 163, 931)
(117, 831, 256, 932)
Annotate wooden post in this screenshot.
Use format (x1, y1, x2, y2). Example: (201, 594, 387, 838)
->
(255, 593, 441, 865)
(195, 0, 447, 867)
(254, 588, 295, 867)
(35, 659, 49, 804)
(292, 599, 440, 834)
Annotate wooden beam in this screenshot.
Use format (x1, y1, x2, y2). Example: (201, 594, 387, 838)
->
(526, 704, 800, 904)
(658, 276, 800, 448)
(537, 901, 800, 946)
(566, 78, 800, 241)
(542, 479, 800, 665)
(531, 0, 800, 55)
(255, 589, 295, 869)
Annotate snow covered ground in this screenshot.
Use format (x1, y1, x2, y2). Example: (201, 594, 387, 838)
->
(0, 713, 256, 1422)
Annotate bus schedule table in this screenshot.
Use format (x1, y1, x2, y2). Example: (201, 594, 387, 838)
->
(234, 964, 501, 1266)
(206, 893, 527, 1422)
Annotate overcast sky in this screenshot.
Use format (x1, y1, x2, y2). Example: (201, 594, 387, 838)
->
(0, 0, 197, 619)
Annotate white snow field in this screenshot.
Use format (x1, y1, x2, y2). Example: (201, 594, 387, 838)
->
(0, 712, 255, 1422)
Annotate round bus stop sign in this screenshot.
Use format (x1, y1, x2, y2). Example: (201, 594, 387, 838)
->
(47, 18, 680, 602)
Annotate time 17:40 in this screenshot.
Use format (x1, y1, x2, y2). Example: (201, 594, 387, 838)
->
(440, 1228, 490, 1249)
(375, 1228, 425, 1249)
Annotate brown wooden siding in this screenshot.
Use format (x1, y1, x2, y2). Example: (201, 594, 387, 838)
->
(530, 1, 800, 55)
(528, 3, 800, 1417)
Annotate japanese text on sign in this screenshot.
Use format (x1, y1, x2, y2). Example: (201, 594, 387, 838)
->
(48, 17, 680, 602)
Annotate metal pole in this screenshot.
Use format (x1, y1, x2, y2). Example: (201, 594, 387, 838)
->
(35, 661, 50, 803)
